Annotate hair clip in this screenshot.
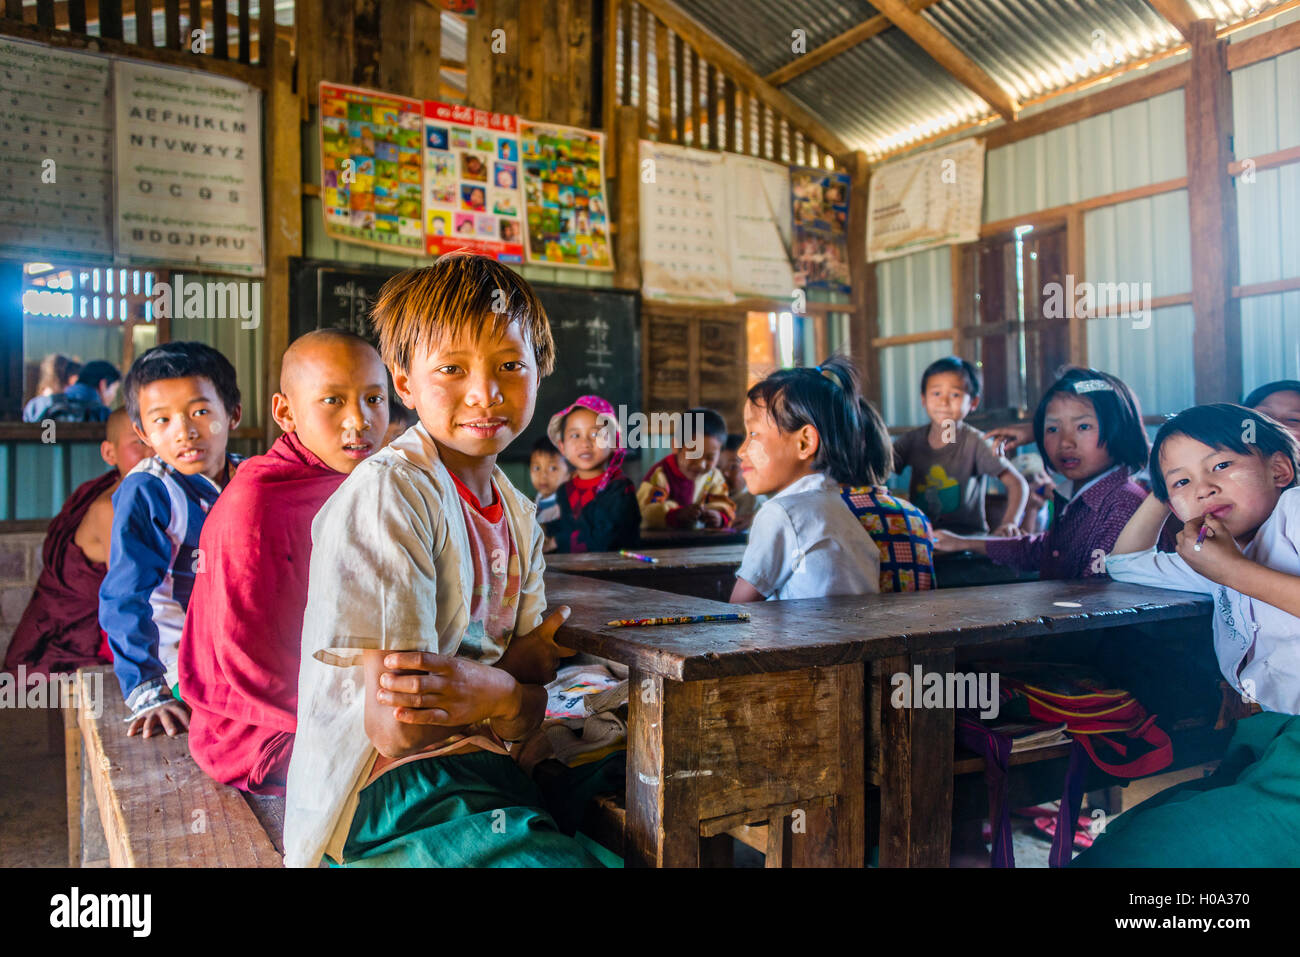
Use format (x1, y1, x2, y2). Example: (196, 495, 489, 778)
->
(1073, 379, 1114, 394)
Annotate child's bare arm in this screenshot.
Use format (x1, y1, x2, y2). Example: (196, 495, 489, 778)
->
(495, 606, 575, 686)
(730, 577, 766, 603)
(1112, 494, 1169, 556)
(363, 650, 465, 758)
(933, 529, 988, 554)
(994, 467, 1028, 535)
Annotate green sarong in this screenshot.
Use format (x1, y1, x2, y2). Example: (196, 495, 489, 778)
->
(1073, 712, 1300, 867)
(338, 750, 605, 867)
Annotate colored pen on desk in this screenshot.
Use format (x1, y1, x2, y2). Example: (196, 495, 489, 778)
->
(606, 612, 751, 627)
(1194, 523, 1209, 552)
(619, 550, 659, 563)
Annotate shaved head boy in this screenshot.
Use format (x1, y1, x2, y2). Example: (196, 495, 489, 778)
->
(180, 331, 389, 795)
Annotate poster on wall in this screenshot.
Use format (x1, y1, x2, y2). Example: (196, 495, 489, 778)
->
(638, 141, 733, 303)
(114, 61, 264, 273)
(423, 100, 525, 262)
(722, 153, 794, 300)
(790, 166, 851, 294)
(0, 39, 114, 262)
(319, 82, 424, 255)
(519, 121, 613, 271)
(439, 0, 478, 14)
(867, 138, 985, 262)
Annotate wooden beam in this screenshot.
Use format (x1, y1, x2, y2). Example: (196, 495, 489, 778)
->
(1066, 209, 1087, 367)
(602, 0, 617, 133)
(568, 0, 593, 127)
(983, 62, 1189, 152)
(614, 105, 641, 291)
(264, 34, 302, 447)
(1226, 8, 1300, 70)
(765, 0, 944, 87)
(672, 29, 684, 143)
(655, 14, 671, 138)
(1184, 19, 1241, 404)
(492, 0, 519, 115)
(844, 150, 879, 407)
(466, 0, 495, 110)
(636, 0, 849, 156)
(636, 0, 648, 138)
(869, 0, 1018, 121)
(520, 0, 544, 119)
(1147, 0, 1199, 41)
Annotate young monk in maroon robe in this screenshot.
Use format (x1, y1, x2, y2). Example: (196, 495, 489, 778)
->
(4, 411, 150, 677)
(179, 330, 390, 795)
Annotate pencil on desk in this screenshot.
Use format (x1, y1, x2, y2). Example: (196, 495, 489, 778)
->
(606, 612, 751, 627)
(619, 550, 659, 563)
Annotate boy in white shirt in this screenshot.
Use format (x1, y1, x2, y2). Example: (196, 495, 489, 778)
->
(283, 253, 599, 868)
(1075, 403, 1300, 867)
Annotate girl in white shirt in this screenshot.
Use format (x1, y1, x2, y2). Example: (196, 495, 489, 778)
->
(1075, 403, 1300, 867)
(731, 356, 883, 602)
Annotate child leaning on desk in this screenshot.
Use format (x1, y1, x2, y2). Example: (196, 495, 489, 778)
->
(283, 254, 601, 868)
(1072, 403, 1300, 867)
(730, 356, 883, 602)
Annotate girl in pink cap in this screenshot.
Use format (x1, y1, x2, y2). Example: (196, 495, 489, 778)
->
(543, 394, 640, 553)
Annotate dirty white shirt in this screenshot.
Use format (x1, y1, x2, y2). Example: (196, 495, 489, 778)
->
(282, 422, 547, 867)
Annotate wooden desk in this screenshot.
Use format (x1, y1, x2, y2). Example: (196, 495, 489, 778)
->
(545, 544, 746, 601)
(548, 572, 1213, 867)
(638, 527, 748, 548)
(934, 551, 1039, 588)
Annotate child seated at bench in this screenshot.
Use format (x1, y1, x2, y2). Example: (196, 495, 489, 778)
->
(731, 357, 881, 602)
(1075, 404, 1300, 867)
(4, 410, 150, 677)
(933, 368, 1152, 580)
(99, 343, 243, 739)
(179, 330, 390, 796)
(637, 407, 735, 531)
(541, 394, 640, 554)
(1245, 379, 1300, 443)
(284, 254, 599, 868)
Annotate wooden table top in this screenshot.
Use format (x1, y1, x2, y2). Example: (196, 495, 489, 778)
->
(544, 543, 746, 574)
(546, 572, 1213, 681)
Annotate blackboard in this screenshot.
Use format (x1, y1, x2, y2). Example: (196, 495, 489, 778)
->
(288, 258, 641, 463)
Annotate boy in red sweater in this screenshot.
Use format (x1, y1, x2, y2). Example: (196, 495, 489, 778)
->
(179, 330, 389, 794)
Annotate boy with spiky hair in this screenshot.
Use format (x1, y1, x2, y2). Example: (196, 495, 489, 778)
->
(285, 254, 599, 868)
(99, 342, 243, 738)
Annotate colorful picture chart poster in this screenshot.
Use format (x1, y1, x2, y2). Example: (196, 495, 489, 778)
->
(790, 166, 851, 294)
(0, 39, 114, 262)
(722, 153, 794, 299)
(867, 138, 985, 262)
(319, 83, 424, 254)
(638, 141, 733, 302)
(519, 121, 613, 271)
(115, 61, 264, 272)
(424, 100, 525, 262)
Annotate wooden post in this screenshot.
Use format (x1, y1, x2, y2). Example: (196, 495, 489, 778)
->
(636, 0, 649, 138)
(601, 0, 618, 134)
(568, 0, 593, 127)
(1185, 18, 1241, 404)
(614, 105, 641, 291)
(845, 150, 880, 407)
(705, 62, 717, 150)
(1066, 208, 1087, 367)
(543, 0, 567, 121)
(467, 0, 496, 110)
(492, 0, 519, 114)
(655, 15, 671, 139)
(263, 35, 303, 447)
(521, 0, 545, 120)
(672, 30, 685, 143)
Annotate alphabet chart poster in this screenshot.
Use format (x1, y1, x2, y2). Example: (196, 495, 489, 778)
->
(519, 121, 613, 271)
(0, 38, 113, 262)
(867, 138, 984, 262)
(638, 141, 733, 302)
(319, 82, 424, 255)
(423, 100, 525, 262)
(790, 166, 851, 294)
(115, 61, 264, 273)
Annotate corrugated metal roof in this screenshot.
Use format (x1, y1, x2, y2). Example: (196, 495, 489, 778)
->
(673, 0, 1295, 158)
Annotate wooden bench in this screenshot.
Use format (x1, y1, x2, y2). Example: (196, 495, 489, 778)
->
(549, 571, 1216, 867)
(64, 666, 282, 867)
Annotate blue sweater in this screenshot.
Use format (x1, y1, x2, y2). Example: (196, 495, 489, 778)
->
(98, 454, 241, 714)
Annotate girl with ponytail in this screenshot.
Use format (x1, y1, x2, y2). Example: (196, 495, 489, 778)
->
(731, 356, 883, 602)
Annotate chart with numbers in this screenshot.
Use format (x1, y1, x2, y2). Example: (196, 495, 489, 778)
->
(0, 38, 113, 261)
(638, 141, 734, 303)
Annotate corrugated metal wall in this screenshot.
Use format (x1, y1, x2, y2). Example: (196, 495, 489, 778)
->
(1232, 9, 1300, 393)
(875, 247, 953, 428)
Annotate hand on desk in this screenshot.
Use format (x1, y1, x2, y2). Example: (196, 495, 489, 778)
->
(700, 507, 725, 528)
(128, 699, 190, 738)
(495, 605, 576, 686)
(933, 529, 987, 554)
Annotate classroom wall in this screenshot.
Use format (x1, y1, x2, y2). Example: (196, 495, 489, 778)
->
(1231, 15, 1300, 391)
(875, 247, 953, 429)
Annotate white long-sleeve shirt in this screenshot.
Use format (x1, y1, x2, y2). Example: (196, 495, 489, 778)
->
(1106, 486, 1300, 716)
